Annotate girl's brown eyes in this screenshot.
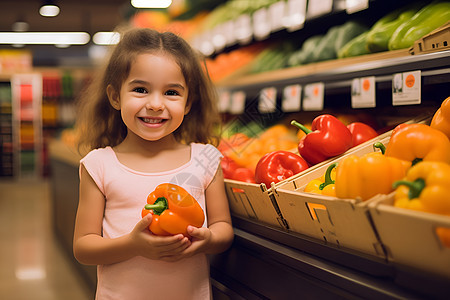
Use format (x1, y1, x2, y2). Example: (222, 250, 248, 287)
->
(133, 87, 147, 94)
(165, 90, 180, 96)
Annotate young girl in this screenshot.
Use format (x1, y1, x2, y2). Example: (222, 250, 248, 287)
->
(73, 28, 234, 300)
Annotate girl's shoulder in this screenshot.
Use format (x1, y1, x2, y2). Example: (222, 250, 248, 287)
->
(80, 146, 114, 163)
(190, 143, 222, 155)
(190, 143, 223, 165)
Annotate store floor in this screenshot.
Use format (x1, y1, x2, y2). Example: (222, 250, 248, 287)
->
(0, 178, 93, 300)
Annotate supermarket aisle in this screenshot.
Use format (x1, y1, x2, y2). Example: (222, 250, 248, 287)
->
(0, 179, 92, 300)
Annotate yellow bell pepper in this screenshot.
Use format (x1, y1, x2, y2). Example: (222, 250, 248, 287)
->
(385, 123, 450, 165)
(392, 161, 450, 247)
(335, 143, 410, 201)
(392, 161, 450, 214)
(431, 96, 450, 140)
(304, 163, 337, 197)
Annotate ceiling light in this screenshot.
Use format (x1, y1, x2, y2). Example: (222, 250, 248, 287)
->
(131, 0, 172, 9)
(0, 32, 90, 45)
(39, 1, 60, 17)
(93, 32, 121, 45)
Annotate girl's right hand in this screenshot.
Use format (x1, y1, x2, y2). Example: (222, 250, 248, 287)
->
(129, 214, 191, 261)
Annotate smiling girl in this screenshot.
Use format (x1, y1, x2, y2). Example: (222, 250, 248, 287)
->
(73, 28, 233, 300)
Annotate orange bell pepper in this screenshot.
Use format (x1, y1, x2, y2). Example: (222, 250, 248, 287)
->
(431, 96, 450, 139)
(141, 183, 205, 237)
(304, 163, 337, 197)
(385, 123, 450, 165)
(335, 143, 410, 201)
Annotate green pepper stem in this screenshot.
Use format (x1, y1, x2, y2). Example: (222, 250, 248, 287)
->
(144, 197, 168, 215)
(291, 120, 312, 134)
(392, 178, 425, 199)
(319, 163, 337, 190)
(373, 142, 386, 155)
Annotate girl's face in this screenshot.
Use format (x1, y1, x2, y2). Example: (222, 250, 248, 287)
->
(110, 53, 190, 142)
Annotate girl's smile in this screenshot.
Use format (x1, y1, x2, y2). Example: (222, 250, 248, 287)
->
(139, 117, 167, 127)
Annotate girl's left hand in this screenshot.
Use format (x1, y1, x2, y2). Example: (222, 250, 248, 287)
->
(161, 226, 211, 262)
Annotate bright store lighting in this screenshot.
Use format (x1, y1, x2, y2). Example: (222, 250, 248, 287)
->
(0, 32, 90, 45)
(131, 0, 172, 9)
(93, 32, 121, 45)
(39, 4, 60, 17)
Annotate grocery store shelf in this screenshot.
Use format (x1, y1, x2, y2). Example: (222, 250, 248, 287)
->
(217, 49, 450, 93)
(209, 215, 450, 299)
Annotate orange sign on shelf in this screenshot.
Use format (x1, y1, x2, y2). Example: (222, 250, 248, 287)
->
(405, 74, 415, 88)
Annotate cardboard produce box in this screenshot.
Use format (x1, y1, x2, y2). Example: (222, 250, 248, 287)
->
(369, 194, 450, 279)
(272, 133, 392, 258)
(224, 179, 286, 229)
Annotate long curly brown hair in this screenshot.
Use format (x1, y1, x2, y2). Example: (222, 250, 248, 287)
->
(75, 27, 220, 154)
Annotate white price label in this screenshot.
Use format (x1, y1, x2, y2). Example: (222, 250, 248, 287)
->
(346, 0, 369, 14)
(230, 91, 246, 114)
(307, 0, 333, 18)
(259, 87, 277, 113)
(351, 76, 376, 108)
(269, 1, 286, 32)
(282, 84, 302, 112)
(234, 14, 252, 44)
(303, 82, 324, 111)
(392, 70, 421, 106)
(253, 8, 271, 40)
(284, 0, 307, 31)
(218, 90, 231, 113)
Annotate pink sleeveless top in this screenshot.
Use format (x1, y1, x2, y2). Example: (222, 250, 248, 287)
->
(80, 143, 222, 300)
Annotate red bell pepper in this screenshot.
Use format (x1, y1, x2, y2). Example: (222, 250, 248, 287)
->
(291, 115, 353, 165)
(231, 167, 256, 183)
(221, 156, 240, 179)
(347, 122, 378, 147)
(255, 150, 309, 188)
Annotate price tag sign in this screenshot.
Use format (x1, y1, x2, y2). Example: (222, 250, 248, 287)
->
(282, 84, 302, 112)
(253, 8, 271, 40)
(346, 0, 369, 14)
(234, 14, 252, 44)
(218, 90, 231, 113)
(259, 87, 277, 113)
(351, 76, 376, 108)
(284, 0, 307, 31)
(392, 70, 421, 106)
(229, 91, 246, 114)
(303, 82, 324, 111)
(269, 1, 286, 32)
(307, 0, 333, 18)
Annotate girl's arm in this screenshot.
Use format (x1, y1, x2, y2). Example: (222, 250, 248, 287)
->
(191, 166, 234, 254)
(73, 165, 190, 265)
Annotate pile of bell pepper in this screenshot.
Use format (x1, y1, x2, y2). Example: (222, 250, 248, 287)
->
(291, 114, 378, 166)
(220, 114, 379, 187)
(304, 96, 450, 207)
(220, 124, 300, 184)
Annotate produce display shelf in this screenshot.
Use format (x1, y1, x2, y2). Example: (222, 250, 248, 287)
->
(210, 215, 450, 299)
(217, 49, 450, 100)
